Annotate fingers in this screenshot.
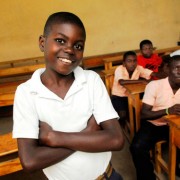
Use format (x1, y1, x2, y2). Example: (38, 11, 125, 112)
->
(169, 104, 180, 115)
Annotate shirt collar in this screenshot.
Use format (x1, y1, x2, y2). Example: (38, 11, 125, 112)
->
(29, 66, 87, 98)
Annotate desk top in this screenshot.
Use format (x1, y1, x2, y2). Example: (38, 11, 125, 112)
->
(163, 115, 180, 129)
(123, 83, 147, 95)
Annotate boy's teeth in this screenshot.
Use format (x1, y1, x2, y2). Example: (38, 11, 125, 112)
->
(59, 58, 72, 63)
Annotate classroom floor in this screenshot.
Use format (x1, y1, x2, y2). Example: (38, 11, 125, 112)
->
(0, 112, 179, 180)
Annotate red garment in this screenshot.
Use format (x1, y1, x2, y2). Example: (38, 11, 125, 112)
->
(137, 54, 162, 72)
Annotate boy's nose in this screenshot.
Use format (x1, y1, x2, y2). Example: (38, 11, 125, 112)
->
(64, 46, 74, 54)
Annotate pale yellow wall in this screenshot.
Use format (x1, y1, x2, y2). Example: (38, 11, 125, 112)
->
(0, 0, 179, 62)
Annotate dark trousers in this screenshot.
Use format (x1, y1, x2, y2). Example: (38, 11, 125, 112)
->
(111, 95, 128, 113)
(111, 95, 128, 127)
(130, 121, 169, 180)
(109, 168, 123, 180)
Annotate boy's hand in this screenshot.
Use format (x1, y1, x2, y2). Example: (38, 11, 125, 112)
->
(39, 121, 53, 146)
(83, 115, 101, 132)
(168, 104, 180, 115)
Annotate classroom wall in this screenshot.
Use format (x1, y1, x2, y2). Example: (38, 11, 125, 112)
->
(0, 0, 179, 62)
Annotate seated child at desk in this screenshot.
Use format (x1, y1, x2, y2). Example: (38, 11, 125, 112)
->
(111, 51, 155, 126)
(130, 54, 180, 180)
(137, 39, 162, 73)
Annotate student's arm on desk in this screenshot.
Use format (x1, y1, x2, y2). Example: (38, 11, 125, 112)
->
(119, 79, 147, 85)
(151, 71, 168, 79)
(17, 115, 99, 172)
(141, 103, 180, 121)
(39, 117, 124, 153)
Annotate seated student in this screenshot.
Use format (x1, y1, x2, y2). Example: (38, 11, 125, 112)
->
(130, 54, 180, 180)
(111, 51, 154, 126)
(13, 12, 124, 180)
(137, 39, 162, 73)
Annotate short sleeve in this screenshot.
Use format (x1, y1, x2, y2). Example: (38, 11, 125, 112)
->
(13, 84, 39, 139)
(142, 81, 157, 106)
(91, 74, 119, 124)
(114, 66, 126, 81)
(138, 66, 152, 80)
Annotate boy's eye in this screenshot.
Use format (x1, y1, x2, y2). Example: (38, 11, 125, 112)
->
(55, 39, 65, 44)
(74, 44, 83, 51)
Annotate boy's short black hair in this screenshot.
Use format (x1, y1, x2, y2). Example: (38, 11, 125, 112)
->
(139, 39, 153, 49)
(123, 51, 137, 61)
(43, 12, 86, 38)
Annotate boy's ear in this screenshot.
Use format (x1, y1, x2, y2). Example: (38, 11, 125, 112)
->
(39, 35, 45, 52)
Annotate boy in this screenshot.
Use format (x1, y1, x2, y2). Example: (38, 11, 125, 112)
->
(111, 51, 154, 125)
(130, 55, 180, 180)
(13, 12, 124, 180)
(137, 39, 162, 73)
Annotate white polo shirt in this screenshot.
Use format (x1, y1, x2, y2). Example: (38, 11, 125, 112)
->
(13, 66, 119, 180)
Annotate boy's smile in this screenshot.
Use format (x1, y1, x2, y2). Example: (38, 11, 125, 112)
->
(39, 23, 85, 76)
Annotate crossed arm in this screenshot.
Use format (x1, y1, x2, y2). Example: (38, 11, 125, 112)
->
(17, 115, 124, 172)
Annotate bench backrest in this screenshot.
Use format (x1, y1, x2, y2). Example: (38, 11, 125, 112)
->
(0, 64, 45, 78)
(101, 68, 116, 95)
(103, 46, 180, 71)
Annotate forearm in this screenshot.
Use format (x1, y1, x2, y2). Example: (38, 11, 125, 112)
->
(120, 79, 146, 85)
(18, 139, 74, 172)
(141, 109, 167, 121)
(151, 72, 167, 79)
(44, 120, 124, 152)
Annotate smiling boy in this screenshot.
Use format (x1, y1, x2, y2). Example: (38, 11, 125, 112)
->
(12, 12, 124, 180)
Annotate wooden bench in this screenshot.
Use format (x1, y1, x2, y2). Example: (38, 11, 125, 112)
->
(101, 68, 116, 95)
(103, 46, 180, 71)
(0, 49, 139, 71)
(0, 56, 44, 69)
(0, 62, 45, 108)
(0, 80, 25, 107)
(82, 49, 140, 70)
(0, 133, 22, 176)
(0, 64, 45, 78)
(0, 57, 45, 85)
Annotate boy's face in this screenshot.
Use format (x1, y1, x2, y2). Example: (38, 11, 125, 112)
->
(39, 23, 85, 75)
(169, 59, 180, 86)
(123, 55, 137, 73)
(141, 44, 153, 58)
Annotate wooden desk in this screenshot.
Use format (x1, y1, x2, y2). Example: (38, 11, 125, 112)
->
(0, 133, 22, 176)
(0, 80, 25, 107)
(123, 83, 147, 141)
(163, 115, 180, 180)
